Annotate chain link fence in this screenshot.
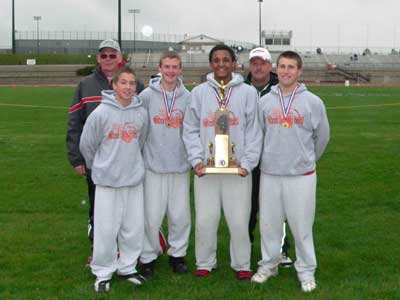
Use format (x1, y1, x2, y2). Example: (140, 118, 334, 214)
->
(13, 30, 255, 55)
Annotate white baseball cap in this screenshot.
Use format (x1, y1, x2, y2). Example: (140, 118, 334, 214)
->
(98, 39, 121, 52)
(249, 47, 272, 63)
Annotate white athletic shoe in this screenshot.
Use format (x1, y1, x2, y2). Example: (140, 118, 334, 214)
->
(279, 254, 293, 268)
(94, 279, 111, 293)
(120, 273, 146, 285)
(301, 279, 317, 292)
(251, 267, 278, 284)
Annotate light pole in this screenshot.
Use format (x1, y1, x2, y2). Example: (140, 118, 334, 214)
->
(128, 9, 140, 52)
(12, 0, 15, 54)
(33, 16, 41, 54)
(258, 0, 263, 47)
(118, 0, 121, 50)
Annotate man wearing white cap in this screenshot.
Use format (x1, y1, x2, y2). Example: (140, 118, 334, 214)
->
(245, 47, 293, 268)
(66, 39, 146, 266)
(245, 47, 278, 98)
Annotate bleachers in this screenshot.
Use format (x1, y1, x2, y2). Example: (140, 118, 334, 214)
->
(129, 50, 400, 70)
(324, 54, 400, 70)
(2, 52, 400, 85)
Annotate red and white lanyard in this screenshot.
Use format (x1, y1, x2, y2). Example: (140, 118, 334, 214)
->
(213, 86, 233, 108)
(278, 84, 298, 119)
(160, 85, 177, 120)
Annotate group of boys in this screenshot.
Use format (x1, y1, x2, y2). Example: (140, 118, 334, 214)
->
(66, 39, 329, 294)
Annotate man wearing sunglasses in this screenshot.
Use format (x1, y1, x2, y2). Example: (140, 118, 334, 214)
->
(66, 39, 145, 267)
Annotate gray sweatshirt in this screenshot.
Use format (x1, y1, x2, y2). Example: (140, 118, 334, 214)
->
(141, 77, 191, 173)
(258, 83, 330, 176)
(183, 72, 262, 173)
(79, 90, 148, 187)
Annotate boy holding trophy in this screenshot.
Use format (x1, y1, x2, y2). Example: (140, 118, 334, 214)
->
(183, 44, 262, 280)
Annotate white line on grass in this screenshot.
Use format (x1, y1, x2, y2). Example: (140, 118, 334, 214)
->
(0, 103, 68, 110)
(1, 101, 399, 111)
(326, 103, 400, 110)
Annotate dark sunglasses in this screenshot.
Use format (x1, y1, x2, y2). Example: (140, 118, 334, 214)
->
(100, 54, 117, 59)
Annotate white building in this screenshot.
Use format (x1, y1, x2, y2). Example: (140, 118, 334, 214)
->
(262, 30, 293, 52)
(179, 34, 224, 54)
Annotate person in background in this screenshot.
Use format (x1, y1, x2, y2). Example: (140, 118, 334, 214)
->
(66, 39, 146, 266)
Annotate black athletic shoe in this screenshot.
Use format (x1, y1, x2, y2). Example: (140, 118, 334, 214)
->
(141, 261, 155, 278)
(172, 262, 188, 273)
(169, 256, 188, 273)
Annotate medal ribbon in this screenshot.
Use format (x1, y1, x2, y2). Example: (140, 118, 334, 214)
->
(213, 86, 233, 108)
(160, 85, 177, 121)
(278, 84, 298, 119)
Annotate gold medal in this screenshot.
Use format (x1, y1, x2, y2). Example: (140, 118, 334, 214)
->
(161, 84, 177, 129)
(278, 85, 298, 129)
(281, 120, 292, 128)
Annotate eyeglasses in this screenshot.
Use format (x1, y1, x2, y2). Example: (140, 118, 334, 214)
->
(100, 54, 118, 59)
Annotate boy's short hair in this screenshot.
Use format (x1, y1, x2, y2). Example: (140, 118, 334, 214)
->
(113, 66, 136, 83)
(277, 51, 303, 69)
(159, 51, 182, 68)
(208, 44, 236, 63)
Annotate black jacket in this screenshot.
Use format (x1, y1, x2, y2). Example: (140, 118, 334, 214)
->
(244, 71, 278, 97)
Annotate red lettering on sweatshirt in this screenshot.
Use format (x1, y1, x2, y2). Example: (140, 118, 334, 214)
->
(267, 108, 304, 127)
(108, 122, 138, 143)
(152, 108, 183, 128)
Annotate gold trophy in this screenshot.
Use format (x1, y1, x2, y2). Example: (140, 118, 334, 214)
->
(203, 81, 239, 174)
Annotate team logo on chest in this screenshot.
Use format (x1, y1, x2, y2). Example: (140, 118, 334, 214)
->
(152, 85, 184, 128)
(267, 85, 304, 128)
(108, 122, 138, 143)
(153, 108, 184, 128)
(267, 108, 304, 127)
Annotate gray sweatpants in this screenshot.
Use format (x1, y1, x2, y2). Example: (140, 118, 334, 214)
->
(257, 172, 317, 282)
(141, 170, 191, 263)
(91, 184, 144, 281)
(194, 174, 252, 272)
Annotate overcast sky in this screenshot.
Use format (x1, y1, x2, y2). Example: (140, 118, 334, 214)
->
(1, 0, 399, 52)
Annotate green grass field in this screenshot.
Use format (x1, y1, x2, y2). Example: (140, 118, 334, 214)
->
(0, 86, 399, 300)
(0, 54, 97, 65)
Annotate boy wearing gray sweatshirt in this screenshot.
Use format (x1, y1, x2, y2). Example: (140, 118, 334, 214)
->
(139, 52, 191, 276)
(183, 45, 262, 280)
(79, 66, 148, 293)
(251, 51, 330, 293)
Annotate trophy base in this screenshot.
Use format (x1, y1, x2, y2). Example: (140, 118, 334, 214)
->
(203, 167, 240, 175)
